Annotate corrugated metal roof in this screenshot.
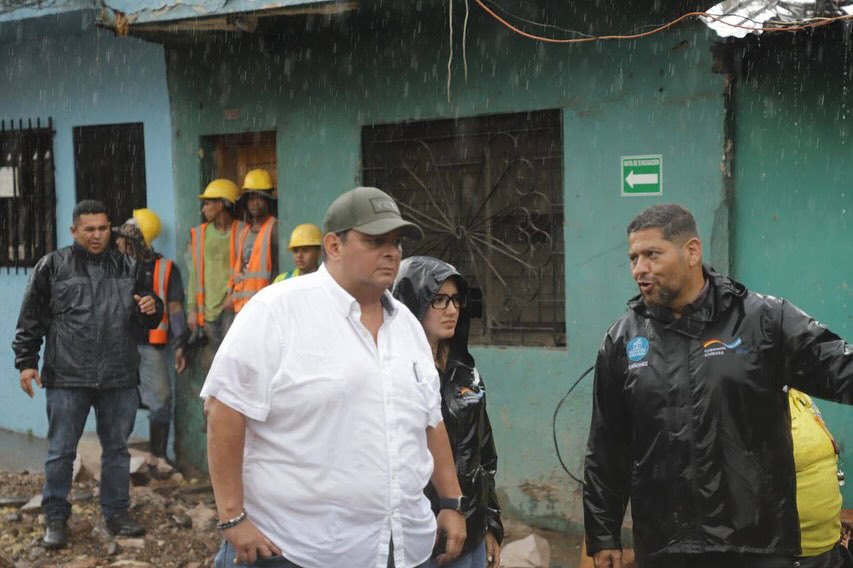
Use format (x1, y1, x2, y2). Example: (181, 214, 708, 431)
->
(703, 0, 853, 37)
(0, 0, 92, 23)
(97, 0, 356, 36)
(104, 0, 328, 24)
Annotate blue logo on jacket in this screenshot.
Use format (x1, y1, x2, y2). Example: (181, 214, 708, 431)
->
(626, 337, 650, 362)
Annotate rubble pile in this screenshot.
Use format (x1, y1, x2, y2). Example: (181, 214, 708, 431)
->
(0, 450, 221, 568)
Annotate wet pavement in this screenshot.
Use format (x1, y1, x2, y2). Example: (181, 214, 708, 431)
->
(0, 428, 46, 472)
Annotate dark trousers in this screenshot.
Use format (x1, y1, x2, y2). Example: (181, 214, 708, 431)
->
(643, 553, 792, 568)
(42, 386, 138, 522)
(796, 544, 849, 568)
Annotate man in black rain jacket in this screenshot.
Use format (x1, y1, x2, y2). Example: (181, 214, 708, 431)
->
(584, 204, 852, 568)
(12, 200, 163, 549)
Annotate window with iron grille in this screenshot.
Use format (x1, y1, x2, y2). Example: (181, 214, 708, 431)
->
(362, 109, 566, 347)
(0, 118, 56, 272)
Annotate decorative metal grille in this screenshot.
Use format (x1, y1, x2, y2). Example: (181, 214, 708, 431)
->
(362, 110, 565, 347)
(0, 117, 56, 272)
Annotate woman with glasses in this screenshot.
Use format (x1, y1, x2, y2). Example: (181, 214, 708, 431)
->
(393, 256, 504, 568)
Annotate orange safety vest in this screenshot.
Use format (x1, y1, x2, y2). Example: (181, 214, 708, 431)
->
(149, 258, 173, 345)
(231, 216, 277, 313)
(190, 220, 241, 326)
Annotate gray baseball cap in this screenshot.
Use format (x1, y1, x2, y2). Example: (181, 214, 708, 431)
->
(323, 186, 423, 240)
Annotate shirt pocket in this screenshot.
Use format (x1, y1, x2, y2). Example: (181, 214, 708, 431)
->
(399, 359, 440, 428)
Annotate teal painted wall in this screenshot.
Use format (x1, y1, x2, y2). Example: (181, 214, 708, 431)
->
(732, 37, 853, 502)
(0, 16, 177, 441)
(165, 5, 727, 528)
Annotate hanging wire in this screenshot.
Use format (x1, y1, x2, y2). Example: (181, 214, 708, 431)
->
(473, 0, 853, 44)
(552, 365, 595, 485)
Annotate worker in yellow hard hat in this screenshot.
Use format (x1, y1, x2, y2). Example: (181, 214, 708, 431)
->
(187, 179, 246, 372)
(273, 223, 322, 283)
(113, 208, 187, 461)
(232, 169, 278, 312)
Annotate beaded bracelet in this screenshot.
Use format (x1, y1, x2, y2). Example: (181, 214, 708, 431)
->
(216, 510, 247, 531)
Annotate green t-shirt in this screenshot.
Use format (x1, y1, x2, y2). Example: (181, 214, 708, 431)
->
(186, 224, 234, 322)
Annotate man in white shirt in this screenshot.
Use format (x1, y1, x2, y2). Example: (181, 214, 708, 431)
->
(202, 186, 467, 568)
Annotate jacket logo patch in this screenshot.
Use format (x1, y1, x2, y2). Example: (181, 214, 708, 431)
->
(458, 386, 484, 403)
(627, 336, 650, 369)
(703, 337, 746, 357)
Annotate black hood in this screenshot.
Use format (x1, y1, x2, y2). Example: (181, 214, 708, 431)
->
(392, 255, 473, 366)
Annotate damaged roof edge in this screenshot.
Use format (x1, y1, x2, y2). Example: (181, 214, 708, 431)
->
(99, 0, 341, 26)
(0, 0, 93, 23)
(702, 0, 853, 38)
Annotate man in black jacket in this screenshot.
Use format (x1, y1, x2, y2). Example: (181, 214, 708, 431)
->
(584, 204, 852, 568)
(12, 200, 163, 549)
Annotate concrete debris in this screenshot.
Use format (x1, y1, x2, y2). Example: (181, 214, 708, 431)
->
(61, 558, 99, 568)
(115, 537, 147, 550)
(69, 516, 93, 536)
(0, 496, 31, 508)
(500, 534, 550, 568)
(26, 547, 44, 562)
(187, 502, 217, 531)
(18, 495, 40, 514)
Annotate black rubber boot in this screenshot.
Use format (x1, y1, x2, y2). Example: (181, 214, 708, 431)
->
(149, 421, 170, 459)
(43, 518, 67, 548)
(106, 511, 145, 536)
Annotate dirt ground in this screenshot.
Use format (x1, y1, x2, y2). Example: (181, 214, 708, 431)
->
(0, 469, 221, 568)
(0, 467, 582, 568)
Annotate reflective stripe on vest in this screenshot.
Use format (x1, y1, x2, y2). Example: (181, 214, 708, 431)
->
(232, 216, 276, 312)
(190, 220, 241, 326)
(149, 258, 173, 345)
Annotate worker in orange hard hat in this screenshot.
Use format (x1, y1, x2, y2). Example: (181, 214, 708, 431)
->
(114, 208, 186, 461)
(232, 169, 278, 311)
(187, 179, 245, 373)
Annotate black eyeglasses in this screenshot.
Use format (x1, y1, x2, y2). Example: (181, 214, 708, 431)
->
(430, 294, 467, 310)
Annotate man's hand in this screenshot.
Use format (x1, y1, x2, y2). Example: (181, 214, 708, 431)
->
(485, 530, 501, 568)
(187, 313, 198, 334)
(593, 549, 623, 568)
(222, 520, 281, 564)
(19, 369, 42, 398)
(175, 347, 187, 374)
(134, 294, 156, 315)
(435, 509, 466, 565)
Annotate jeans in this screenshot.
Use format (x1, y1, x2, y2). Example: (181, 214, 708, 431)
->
(442, 539, 487, 568)
(43, 387, 139, 521)
(214, 539, 439, 568)
(215, 541, 301, 568)
(138, 344, 174, 424)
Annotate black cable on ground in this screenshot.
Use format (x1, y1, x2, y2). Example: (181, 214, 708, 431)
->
(552, 364, 595, 485)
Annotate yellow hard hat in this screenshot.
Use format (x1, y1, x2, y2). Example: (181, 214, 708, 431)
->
(288, 223, 322, 249)
(242, 169, 274, 191)
(132, 208, 162, 246)
(198, 179, 239, 204)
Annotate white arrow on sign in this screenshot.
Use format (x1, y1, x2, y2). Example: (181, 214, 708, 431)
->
(626, 170, 659, 188)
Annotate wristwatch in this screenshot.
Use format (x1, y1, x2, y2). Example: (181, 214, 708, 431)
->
(438, 496, 467, 512)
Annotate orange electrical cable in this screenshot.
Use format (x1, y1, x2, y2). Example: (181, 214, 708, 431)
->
(473, 0, 853, 44)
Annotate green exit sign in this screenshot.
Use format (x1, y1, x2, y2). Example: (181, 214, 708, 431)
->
(622, 155, 663, 196)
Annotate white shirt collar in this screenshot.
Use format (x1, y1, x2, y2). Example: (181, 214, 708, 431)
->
(317, 263, 397, 318)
